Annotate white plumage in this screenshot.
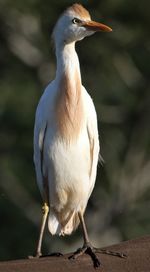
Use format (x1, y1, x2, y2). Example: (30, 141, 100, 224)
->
(33, 3, 112, 266)
(34, 82, 99, 235)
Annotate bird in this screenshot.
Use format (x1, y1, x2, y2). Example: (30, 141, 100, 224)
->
(33, 3, 113, 268)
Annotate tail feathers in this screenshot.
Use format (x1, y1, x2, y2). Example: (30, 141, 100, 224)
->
(48, 210, 80, 236)
(48, 211, 61, 235)
(60, 211, 80, 235)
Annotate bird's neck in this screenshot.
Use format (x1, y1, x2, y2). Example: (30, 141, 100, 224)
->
(55, 42, 84, 142)
(55, 42, 81, 85)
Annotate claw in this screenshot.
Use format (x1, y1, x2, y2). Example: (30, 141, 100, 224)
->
(47, 252, 63, 257)
(69, 247, 87, 260)
(95, 248, 127, 258)
(28, 253, 42, 259)
(69, 245, 101, 268)
(28, 252, 63, 259)
(86, 247, 101, 268)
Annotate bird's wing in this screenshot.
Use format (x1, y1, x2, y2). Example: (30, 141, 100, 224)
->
(33, 102, 47, 197)
(85, 90, 100, 197)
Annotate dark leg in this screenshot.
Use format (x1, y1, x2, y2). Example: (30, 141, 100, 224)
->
(69, 211, 101, 268)
(69, 211, 126, 268)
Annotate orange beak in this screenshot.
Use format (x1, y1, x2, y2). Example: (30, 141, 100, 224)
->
(82, 20, 112, 32)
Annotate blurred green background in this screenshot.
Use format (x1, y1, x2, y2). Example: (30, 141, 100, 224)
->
(0, 0, 150, 261)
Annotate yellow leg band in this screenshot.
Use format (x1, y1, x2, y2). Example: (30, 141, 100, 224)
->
(42, 202, 49, 214)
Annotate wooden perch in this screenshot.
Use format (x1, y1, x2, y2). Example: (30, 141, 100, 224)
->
(0, 236, 150, 271)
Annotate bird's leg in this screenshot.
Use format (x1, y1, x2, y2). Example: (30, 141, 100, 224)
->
(36, 202, 49, 257)
(69, 212, 126, 268)
(69, 212, 101, 268)
(78, 212, 126, 259)
(29, 202, 49, 258)
(78, 211, 90, 246)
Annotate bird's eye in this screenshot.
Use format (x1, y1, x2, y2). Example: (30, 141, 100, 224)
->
(72, 18, 82, 24)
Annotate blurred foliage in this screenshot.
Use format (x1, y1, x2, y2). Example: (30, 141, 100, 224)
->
(0, 0, 150, 261)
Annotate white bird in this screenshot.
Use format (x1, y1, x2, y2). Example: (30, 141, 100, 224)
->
(33, 3, 112, 267)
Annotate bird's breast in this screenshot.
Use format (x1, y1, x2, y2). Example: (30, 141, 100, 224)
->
(55, 70, 85, 143)
(44, 128, 91, 209)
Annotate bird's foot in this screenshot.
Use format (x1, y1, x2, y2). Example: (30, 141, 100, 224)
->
(94, 248, 127, 258)
(43, 252, 63, 257)
(69, 243, 101, 268)
(28, 252, 63, 259)
(28, 252, 42, 259)
(69, 243, 127, 268)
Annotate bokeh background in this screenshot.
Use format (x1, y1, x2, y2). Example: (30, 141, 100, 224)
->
(0, 0, 150, 261)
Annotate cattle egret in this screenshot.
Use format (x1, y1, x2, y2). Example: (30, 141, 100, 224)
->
(33, 3, 124, 268)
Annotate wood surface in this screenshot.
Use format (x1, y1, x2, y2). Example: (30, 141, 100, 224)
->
(0, 236, 150, 271)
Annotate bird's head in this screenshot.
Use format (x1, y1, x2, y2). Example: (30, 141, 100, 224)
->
(52, 3, 112, 46)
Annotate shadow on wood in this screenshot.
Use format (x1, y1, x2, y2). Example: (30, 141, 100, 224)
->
(0, 236, 150, 271)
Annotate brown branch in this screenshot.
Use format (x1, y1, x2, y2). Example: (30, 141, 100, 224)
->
(0, 236, 150, 272)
